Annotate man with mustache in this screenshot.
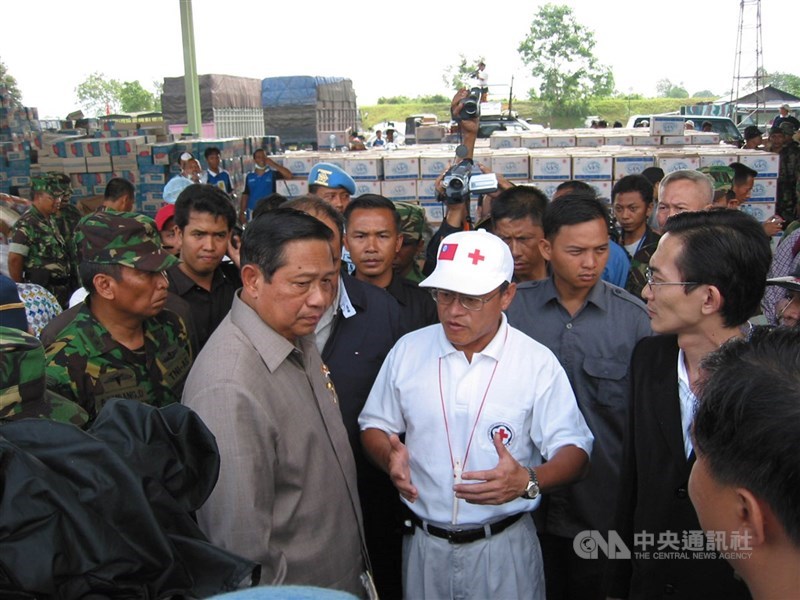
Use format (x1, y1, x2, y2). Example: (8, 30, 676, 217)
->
(45, 212, 191, 422)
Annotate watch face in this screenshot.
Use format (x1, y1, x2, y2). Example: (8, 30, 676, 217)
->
(525, 481, 540, 499)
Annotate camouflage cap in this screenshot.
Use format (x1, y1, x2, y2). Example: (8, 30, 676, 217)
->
(394, 201, 426, 242)
(75, 211, 179, 272)
(779, 121, 798, 136)
(698, 165, 734, 193)
(0, 326, 89, 427)
(31, 172, 72, 197)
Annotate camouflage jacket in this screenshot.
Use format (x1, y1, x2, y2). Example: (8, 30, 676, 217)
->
(8, 205, 72, 281)
(0, 326, 88, 427)
(777, 141, 800, 221)
(625, 227, 661, 299)
(45, 303, 193, 421)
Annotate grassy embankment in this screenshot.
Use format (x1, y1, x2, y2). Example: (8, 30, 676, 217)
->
(360, 97, 716, 131)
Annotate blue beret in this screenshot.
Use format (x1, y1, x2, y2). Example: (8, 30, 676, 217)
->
(307, 162, 355, 195)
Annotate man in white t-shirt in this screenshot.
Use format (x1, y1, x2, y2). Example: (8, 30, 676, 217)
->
(359, 229, 593, 600)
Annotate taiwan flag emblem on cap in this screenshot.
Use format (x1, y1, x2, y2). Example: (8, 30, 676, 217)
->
(439, 243, 458, 260)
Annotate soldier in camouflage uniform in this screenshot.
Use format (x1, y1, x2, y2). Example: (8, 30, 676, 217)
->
(773, 122, 800, 222)
(0, 326, 89, 427)
(45, 211, 193, 422)
(50, 172, 83, 289)
(7, 174, 76, 308)
(393, 201, 428, 284)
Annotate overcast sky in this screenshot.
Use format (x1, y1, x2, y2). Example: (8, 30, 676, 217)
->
(2, 0, 797, 118)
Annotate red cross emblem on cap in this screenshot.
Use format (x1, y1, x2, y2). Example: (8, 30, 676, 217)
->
(468, 248, 485, 265)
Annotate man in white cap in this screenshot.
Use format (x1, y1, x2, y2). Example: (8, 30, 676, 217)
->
(773, 103, 800, 131)
(163, 152, 202, 205)
(359, 229, 593, 600)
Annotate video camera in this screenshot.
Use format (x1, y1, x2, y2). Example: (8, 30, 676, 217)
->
(442, 145, 498, 204)
(455, 87, 482, 121)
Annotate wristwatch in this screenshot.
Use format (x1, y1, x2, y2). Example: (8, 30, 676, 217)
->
(522, 467, 540, 500)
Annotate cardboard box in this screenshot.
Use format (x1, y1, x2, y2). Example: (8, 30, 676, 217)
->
(657, 155, 700, 174)
(686, 132, 720, 145)
(650, 116, 684, 136)
(661, 135, 691, 145)
(519, 133, 548, 149)
(602, 133, 633, 146)
(572, 155, 613, 180)
(381, 179, 417, 201)
(588, 180, 612, 198)
(489, 132, 521, 149)
(737, 152, 780, 178)
(632, 134, 662, 146)
(419, 153, 453, 179)
(346, 156, 384, 180)
(740, 202, 775, 223)
(284, 153, 317, 177)
(422, 202, 445, 224)
(749, 178, 777, 202)
(417, 178, 438, 201)
(491, 151, 529, 179)
(530, 179, 562, 199)
(383, 154, 420, 180)
(699, 153, 739, 168)
(85, 158, 113, 173)
(416, 125, 447, 143)
(354, 180, 382, 197)
(575, 134, 605, 148)
(614, 155, 654, 178)
(530, 153, 572, 180)
(318, 130, 350, 150)
(547, 134, 576, 148)
(279, 179, 309, 198)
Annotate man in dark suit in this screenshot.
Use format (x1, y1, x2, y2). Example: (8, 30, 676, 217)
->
(608, 210, 771, 600)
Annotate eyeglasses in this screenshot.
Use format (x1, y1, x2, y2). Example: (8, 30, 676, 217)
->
(645, 267, 700, 289)
(429, 287, 503, 311)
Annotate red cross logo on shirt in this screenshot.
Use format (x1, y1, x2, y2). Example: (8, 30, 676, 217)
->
(489, 423, 514, 446)
(468, 249, 485, 265)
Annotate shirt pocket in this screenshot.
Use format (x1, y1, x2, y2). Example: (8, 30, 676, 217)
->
(581, 357, 629, 409)
(476, 405, 527, 458)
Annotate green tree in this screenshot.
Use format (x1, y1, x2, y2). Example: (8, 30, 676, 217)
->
(0, 57, 23, 107)
(517, 4, 614, 111)
(692, 89, 716, 98)
(442, 54, 485, 91)
(656, 78, 689, 98)
(761, 71, 800, 96)
(76, 72, 122, 116)
(119, 80, 158, 112)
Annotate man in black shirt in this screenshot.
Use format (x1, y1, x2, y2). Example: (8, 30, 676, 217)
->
(167, 184, 241, 349)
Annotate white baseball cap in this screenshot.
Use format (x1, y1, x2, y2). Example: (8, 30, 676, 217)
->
(420, 230, 513, 296)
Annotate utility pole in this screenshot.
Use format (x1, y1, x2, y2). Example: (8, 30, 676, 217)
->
(730, 0, 764, 126)
(179, 0, 202, 136)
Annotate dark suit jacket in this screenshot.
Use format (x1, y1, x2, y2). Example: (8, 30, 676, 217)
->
(608, 335, 750, 600)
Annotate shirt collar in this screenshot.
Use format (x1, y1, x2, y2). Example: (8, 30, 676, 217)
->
(540, 275, 608, 313)
(168, 264, 226, 295)
(435, 312, 509, 361)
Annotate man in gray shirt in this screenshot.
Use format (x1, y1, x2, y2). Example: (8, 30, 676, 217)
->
(506, 193, 651, 600)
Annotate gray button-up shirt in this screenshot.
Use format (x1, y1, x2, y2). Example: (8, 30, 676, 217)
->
(506, 277, 651, 537)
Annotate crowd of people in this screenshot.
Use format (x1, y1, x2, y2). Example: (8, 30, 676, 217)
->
(1, 92, 800, 599)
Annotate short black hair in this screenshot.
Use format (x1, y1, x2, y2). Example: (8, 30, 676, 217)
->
(555, 180, 595, 197)
(283, 195, 344, 242)
(204, 147, 221, 159)
(662, 209, 771, 327)
(729, 162, 758, 186)
(174, 184, 236, 231)
(240, 207, 333, 282)
(79, 262, 122, 295)
(694, 326, 800, 547)
(253, 148, 266, 159)
(543, 194, 610, 240)
(490, 185, 548, 225)
(640, 167, 665, 186)
(104, 177, 135, 201)
(343, 194, 400, 231)
(252, 193, 288, 220)
(612, 174, 654, 205)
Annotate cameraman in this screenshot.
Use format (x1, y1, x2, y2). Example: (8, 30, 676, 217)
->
(422, 89, 514, 275)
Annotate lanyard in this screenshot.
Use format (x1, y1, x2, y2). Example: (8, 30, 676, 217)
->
(438, 326, 508, 523)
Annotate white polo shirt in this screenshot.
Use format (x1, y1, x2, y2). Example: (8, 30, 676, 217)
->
(359, 314, 593, 528)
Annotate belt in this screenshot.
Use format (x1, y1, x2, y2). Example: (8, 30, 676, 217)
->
(407, 512, 523, 544)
